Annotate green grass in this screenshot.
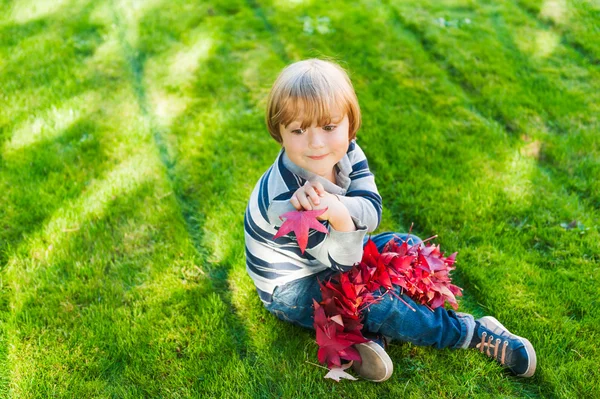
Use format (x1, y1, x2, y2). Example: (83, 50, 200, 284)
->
(0, 0, 598, 397)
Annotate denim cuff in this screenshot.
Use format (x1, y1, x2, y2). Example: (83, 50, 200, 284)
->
(452, 311, 476, 349)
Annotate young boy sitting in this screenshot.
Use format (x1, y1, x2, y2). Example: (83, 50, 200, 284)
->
(244, 58, 536, 382)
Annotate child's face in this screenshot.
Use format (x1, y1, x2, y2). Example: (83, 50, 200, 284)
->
(280, 109, 350, 182)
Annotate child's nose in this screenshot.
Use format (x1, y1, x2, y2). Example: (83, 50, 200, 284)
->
(308, 129, 324, 148)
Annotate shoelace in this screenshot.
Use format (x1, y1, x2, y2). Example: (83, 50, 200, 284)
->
(476, 331, 508, 365)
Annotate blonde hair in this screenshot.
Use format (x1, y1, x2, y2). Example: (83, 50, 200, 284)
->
(265, 59, 361, 144)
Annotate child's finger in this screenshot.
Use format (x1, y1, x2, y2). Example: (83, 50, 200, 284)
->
(297, 192, 313, 210)
(304, 185, 320, 205)
(307, 196, 324, 212)
(290, 195, 302, 210)
(313, 182, 326, 197)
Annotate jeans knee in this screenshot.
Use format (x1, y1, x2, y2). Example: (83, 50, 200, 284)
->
(394, 233, 422, 246)
(367, 232, 423, 252)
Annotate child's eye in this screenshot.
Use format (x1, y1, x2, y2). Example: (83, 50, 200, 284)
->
(291, 128, 305, 135)
(323, 125, 337, 132)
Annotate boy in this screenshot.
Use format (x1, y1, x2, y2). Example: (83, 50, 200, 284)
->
(244, 59, 536, 381)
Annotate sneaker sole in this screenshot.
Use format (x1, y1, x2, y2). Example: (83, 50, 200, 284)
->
(479, 316, 537, 378)
(352, 341, 393, 382)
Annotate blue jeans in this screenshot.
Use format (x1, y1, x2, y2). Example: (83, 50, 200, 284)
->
(264, 232, 475, 349)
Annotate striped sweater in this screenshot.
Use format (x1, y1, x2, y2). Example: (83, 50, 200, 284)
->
(244, 140, 382, 304)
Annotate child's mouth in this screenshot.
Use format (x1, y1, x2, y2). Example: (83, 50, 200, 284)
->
(308, 154, 328, 160)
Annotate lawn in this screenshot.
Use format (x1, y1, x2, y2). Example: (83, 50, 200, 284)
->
(1, 0, 598, 397)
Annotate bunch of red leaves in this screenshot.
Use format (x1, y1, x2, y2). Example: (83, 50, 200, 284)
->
(313, 235, 462, 372)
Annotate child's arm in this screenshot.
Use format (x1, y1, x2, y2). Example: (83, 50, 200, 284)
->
(325, 196, 356, 232)
(335, 141, 382, 232)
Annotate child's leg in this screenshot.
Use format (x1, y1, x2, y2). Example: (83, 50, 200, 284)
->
(364, 231, 475, 349)
(264, 268, 394, 382)
(266, 232, 421, 329)
(264, 268, 336, 330)
(268, 232, 473, 348)
(364, 231, 422, 250)
(362, 287, 475, 349)
(366, 232, 536, 377)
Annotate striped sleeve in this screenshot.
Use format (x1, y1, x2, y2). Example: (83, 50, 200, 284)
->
(303, 217, 368, 272)
(336, 141, 382, 232)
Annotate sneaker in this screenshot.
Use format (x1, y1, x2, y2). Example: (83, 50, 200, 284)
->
(470, 316, 537, 377)
(351, 335, 393, 382)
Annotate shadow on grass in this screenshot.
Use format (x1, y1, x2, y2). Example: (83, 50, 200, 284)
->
(0, 0, 113, 146)
(489, 10, 600, 207)
(0, 2, 111, 392)
(513, 0, 600, 66)
(381, 5, 599, 395)
(388, 0, 599, 208)
(4, 180, 233, 396)
(0, 117, 109, 267)
(126, 3, 330, 394)
(458, 161, 600, 397)
(111, 0, 263, 371)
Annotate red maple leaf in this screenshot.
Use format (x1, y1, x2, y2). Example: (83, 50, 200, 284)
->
(273, 208, 329, 254)
(313, 300, 368, 368)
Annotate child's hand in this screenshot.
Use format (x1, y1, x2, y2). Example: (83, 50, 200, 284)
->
(290, 181, 327, 211)
(291, 181, 353, 230)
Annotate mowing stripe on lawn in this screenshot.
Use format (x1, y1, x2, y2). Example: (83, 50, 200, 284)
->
(386, 0, 599, 208)
(515, 0, 600, 64)
(2, 0, 221, 396)
(111, 0, 295, 396)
